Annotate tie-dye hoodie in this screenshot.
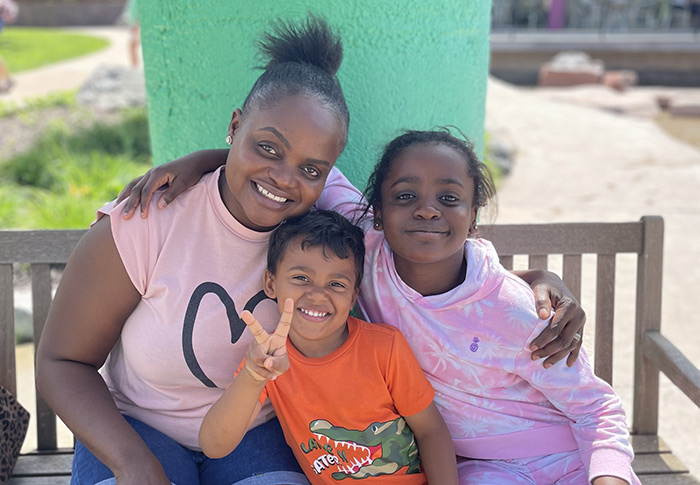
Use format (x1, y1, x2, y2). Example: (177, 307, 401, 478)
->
(317, 168, 635, 484)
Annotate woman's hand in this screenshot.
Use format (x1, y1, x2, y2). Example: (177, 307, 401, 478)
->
(515, 269, 587, 368)
(240, 298, 294, 381)
(117, 149, 228, 219)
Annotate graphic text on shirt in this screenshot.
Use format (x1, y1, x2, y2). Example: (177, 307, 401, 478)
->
(300, 417, 421, 480)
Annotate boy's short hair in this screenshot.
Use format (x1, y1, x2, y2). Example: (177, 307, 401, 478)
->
(267, 210, 365, 288)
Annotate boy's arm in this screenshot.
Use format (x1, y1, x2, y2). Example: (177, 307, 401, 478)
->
(199, 358, 266, 459)
(404, 402, 458, 485)
(199, 299, 294, 458)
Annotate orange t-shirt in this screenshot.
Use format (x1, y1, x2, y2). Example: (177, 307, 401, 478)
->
(260, 317, 435, 484)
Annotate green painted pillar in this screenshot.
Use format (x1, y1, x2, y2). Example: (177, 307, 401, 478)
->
(139, 1, 491, 188)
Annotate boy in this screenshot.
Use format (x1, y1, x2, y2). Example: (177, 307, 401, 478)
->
(199, 210, 457, 484)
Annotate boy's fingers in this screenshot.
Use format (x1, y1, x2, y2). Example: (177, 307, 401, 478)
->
(274, 298, 294, 341)
(242, 310, 270, 344)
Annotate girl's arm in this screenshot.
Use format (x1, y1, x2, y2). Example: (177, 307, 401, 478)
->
(404, 402, 458, 485)
(115, 157, 587, 367)
(515, 321, 635, 485)
(118, 149, 228, 219)
(35, 218, 170, 485)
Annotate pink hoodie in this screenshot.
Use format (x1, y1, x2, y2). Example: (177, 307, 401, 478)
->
(317, 168, 635, 484)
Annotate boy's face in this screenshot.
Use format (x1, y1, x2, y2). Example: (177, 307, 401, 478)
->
(264, 238, 359, 358)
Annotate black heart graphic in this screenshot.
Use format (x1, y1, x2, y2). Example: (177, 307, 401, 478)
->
(182, 282, 271, 388)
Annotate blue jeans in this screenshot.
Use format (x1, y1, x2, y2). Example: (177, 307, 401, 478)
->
(71, 415, 309, 485)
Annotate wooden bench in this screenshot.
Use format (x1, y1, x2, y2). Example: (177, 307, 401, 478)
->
(1, 216, 699, 484)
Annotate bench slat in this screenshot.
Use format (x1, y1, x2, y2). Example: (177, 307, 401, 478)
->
(643, 331, 700, 408)
(631, 434, 672, 454)
(562, 254, 582, 302)
(528, 254, 548, 270)
(1, 263, 16, 395)
(480, 222, 644, 255)
(595, 254, 616, 386)
(31, 264, 58, 450)
(11, 452, 72, 477)
(639, 474, 700, 485)
(633, 216, 665, 435)
(0, 231, 84, 264)
(633, 451, 690, 474)
(8, 477, 71, 485)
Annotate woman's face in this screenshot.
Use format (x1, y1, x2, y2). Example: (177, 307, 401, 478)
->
(222, 95, 344, 232)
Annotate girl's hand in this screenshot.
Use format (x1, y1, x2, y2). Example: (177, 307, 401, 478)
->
(116, 149, 227, 219)
(524, 270, 587, 368)
(240, 298, 294, 381)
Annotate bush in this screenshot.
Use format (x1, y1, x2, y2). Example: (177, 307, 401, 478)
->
(0, 108, 152, 229)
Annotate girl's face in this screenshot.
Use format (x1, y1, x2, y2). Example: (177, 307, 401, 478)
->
(375, 143, 477, 274)
(221, 95, 344, 232)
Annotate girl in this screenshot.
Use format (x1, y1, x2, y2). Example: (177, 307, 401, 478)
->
(37, 16, 349, 485)
(333, 129, 640, 484)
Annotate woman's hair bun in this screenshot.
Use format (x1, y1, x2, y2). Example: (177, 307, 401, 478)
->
(258, 14, 343, 77)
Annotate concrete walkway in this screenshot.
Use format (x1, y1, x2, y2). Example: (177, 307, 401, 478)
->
(487, 76, 700, 476)
(1, 26, 132, 104)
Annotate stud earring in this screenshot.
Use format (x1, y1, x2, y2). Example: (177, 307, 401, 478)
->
(374, 221, 381, 229)
(225, 135, 233, 145)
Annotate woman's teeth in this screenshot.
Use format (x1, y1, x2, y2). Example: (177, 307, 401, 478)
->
(257, 184, 288, 203)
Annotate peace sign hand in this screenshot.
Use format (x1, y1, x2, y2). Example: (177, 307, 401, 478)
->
(240, 298, 294, 382)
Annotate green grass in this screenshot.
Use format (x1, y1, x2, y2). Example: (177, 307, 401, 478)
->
(0, 108, 152, 229)
(0, 89, 77, 117)
(0, 27, 109, 73)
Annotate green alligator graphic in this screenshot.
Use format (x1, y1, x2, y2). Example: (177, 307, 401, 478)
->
(308, 417, 421, 480)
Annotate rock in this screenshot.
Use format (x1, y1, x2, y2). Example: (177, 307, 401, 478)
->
(669, 100, 700, 118)
(77, 65, 146, 112)
(538, 51, 605, 87)
(602, 70, 638, 92)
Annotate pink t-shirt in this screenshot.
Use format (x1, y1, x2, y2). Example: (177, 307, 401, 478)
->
(97, 168, 279, 450)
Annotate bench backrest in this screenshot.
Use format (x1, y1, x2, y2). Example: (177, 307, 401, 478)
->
(2, 216, 698, 450)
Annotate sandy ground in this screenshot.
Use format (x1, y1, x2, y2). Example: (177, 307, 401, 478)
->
(6, 26, 699, 476)
(487, 76, 700, 476)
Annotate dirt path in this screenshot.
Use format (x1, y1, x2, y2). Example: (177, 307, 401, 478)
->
(487, 76, 700, 475)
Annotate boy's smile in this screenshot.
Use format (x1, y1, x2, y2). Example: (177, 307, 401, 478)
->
(264, 239, 359, 358)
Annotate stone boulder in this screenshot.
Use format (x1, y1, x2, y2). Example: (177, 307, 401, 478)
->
(77, 65, 146, 112)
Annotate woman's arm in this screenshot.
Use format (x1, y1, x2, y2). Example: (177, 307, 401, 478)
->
(513, 269, 587, 368)
(404, 402, 458, 485)
(35, 218, 170, 484)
